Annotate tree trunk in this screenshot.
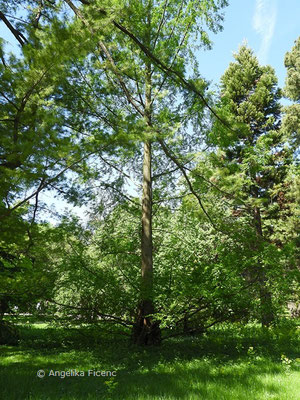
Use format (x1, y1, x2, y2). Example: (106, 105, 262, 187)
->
(132, 140, 161, 345)
(253, 206, 274, 327)
(132, 44, 161, 344)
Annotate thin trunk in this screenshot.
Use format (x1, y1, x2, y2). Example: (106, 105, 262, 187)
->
(132, 4, 161, 343)
(253, 206, 274, 327)
(132, 127, 161, 345)
(141, 140, 153, 301)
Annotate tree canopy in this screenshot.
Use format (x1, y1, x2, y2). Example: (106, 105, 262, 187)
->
(0, 2, 298, 345)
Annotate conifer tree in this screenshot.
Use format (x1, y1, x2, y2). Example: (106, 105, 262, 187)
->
(1, 0, 229, 344)
(282, 36, 300, 151)
(209, 46, 287, 326)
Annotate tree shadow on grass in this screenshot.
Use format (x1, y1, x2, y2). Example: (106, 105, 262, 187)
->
(0, 357, 293, 400)
(115, 361, 285, 400)
(1, 341, 298, 400)
(1, 323, 299, 399)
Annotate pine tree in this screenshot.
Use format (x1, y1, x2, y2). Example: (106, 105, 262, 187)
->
(209, 45, 288, 326)
(281, 37, 300, 306)
(282, 36, 300, 151)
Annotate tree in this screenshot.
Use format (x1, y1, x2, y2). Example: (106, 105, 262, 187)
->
(1, 0, 229, 344)
(281, 37, 300, 307)
(282, 36, 300, 151)
(0, 2, 114, 339)
(206, 45, 296, 326)
(47, 0, 229, 344)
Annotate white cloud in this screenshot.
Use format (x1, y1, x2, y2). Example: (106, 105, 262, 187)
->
(253, 0, 277, 63)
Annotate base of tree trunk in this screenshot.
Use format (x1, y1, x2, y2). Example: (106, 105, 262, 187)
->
(260, 288, 274, 327)
(131, 300, 161, 345)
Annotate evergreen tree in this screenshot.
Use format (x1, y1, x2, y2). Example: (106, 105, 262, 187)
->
(208, 45, 292, 326)
(282, 36, 300, 152)
(281, 37, 300, 305)
(284, 37, 300, 101)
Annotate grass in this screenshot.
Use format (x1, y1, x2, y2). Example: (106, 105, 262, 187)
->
(0, 318, 300, 399)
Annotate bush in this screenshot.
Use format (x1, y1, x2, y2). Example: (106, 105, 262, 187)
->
(0, 321, 19, 345)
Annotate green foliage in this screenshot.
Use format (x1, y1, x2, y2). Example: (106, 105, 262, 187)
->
(0, 221, 57, 321)
(49, 211, 140, 325)
(282, 36, 300, 150)
(0, 321, 19, 345)
(45, 202, 276, 333)
(284, 37, 300, 101)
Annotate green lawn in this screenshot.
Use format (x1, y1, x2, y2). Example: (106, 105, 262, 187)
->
(1, 320, 300, 399)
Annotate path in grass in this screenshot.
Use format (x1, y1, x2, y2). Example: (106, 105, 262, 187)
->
(0, 321, 299, 399)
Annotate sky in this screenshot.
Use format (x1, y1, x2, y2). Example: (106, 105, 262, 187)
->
(198, 0, 300, 90)
(1, 0, 299, 222)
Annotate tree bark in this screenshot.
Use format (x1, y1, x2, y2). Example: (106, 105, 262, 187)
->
(132, 140, 161, 345)
(132, 16, 161, 343)
(253, 206, 274, 327)
(141, 140, 153, 302)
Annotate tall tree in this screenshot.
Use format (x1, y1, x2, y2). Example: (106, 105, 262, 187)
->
(208, 45, 290, 326)
(281, 37, 300, 302)
(0, 2, 114, 334)
(1, 0, 229, 344)
(56, 0, 228, 344)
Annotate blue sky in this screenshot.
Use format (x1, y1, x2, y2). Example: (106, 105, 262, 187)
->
(199, 0, 300, 89)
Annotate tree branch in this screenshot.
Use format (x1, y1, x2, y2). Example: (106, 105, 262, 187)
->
(0, 150, 100, 220)
(158, 139, 218, 229)
(47, 299, 133, 326)
(0, 11, 27, 47)
(111, 19, 231, 128)
(63, 0, 144, 117)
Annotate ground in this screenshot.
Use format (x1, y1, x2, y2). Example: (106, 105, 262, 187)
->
(0, 318, 300, 399)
